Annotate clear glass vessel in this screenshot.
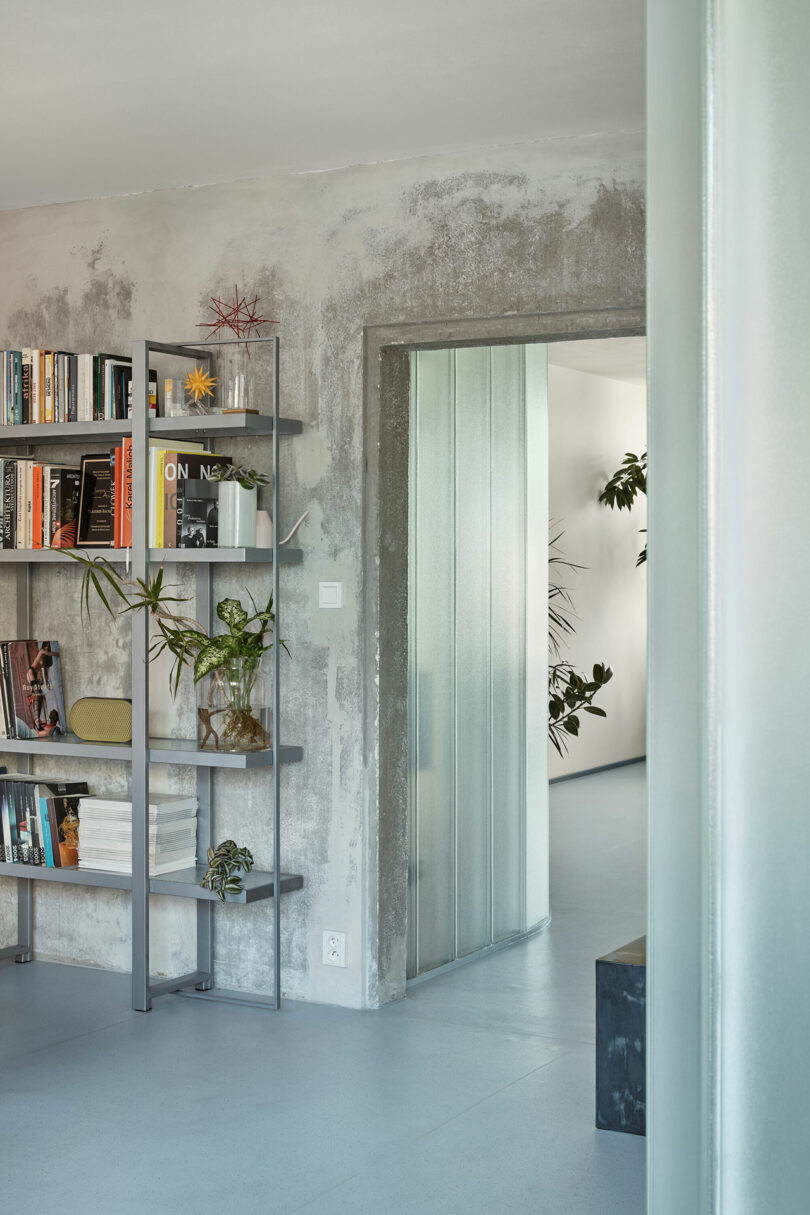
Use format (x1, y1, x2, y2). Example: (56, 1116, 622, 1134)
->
(196, 657, 271, 753)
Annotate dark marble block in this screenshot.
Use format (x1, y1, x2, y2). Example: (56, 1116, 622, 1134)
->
(595, 935, 646, 1136)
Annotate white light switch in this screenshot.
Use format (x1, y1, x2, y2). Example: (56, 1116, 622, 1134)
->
(319, 581, 343, 609)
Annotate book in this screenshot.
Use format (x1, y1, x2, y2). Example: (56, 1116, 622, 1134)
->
(1, 640, 67, 741)
(146, 440, 203, 546)
(179, 478, 219, 549)
(170, 452, 231, 547)
(49, 466, 81, 547)
(32, 464, 45, 549)
(44, 793, 84, 868)
(77, 453, 114, 546)
(121, 437, 132, 546)
(1, 458, 15, 547)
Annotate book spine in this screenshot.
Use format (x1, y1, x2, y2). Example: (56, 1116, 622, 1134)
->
(21, 349, 31, 424)
(13, 352, 22, 426)
(25, 460, 34, 548)
(3, 460, 16, 548)
(0, 645, 15, 740)
(25, 785, 42, 865)
(163, 454, 178, 548)
(69, 354, 78, 422)
(44, 351, 54, 424)
(30, 350, 40, 424)
(16, 461, 26, 548)
(45, 797, 61, 867)
(40, 796, 55, 867)
(92, 355, 100, 422)
(122, 437, 132, 547)
(38, 350, 46, 423)
(0, 784, 11, 862)
(155, 450, 167, 547)
(114, 447, 123, 547)
(6, 783, 20, 862)
(42, 468, 50, 548)
(32, 465, 43, 549)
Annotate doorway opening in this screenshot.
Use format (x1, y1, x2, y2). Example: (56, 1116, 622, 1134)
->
(367, 307, 645, 1003)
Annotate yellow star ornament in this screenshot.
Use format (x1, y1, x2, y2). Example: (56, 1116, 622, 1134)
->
(185, 364, 217, 403)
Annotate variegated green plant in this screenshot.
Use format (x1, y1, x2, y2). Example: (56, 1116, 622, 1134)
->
(201, 839, 255, 901)
(65, 551, 283, 696)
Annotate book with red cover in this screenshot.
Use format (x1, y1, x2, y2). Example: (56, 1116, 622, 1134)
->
(32, 465, 43, 549)
(113, 446, 123, 547)
(122, 437, 132, 547)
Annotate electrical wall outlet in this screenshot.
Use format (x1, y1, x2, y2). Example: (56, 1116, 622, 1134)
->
(323, 930, 347, 967)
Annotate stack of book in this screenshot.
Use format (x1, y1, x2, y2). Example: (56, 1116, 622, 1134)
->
(0, 349, 157, 425)
(0, 639, 66, 740)
(1, 457, 81, 548)
(77, 793, 198, 876)
(0, 774, 88, 866)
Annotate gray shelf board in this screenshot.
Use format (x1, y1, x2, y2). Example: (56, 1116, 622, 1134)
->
(0, 732, 132, 760)
(150, 865, 304, 903)
(149, 739, 303, 768)
(0, 862, 132, 891)
(0, 420, 131, 445)
(0, 547, 302, 566)
(150, 414, 302, 438)
(0, 547, 128, 564)
(150, 547, 302, 564)
(0, 734, 302, 769)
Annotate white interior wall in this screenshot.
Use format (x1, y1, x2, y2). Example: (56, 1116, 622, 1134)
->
(547, 358, 647, 778)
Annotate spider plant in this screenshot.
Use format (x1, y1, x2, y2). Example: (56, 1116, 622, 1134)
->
(65, 551, 284, 697)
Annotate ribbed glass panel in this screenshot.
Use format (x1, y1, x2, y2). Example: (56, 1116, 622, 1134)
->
(524, 345, 550, 927)
(490, 344, 526, 941)
(408, 349, 456, 976)
(454, 347, 493, 957)
(408, 343, 549, 979)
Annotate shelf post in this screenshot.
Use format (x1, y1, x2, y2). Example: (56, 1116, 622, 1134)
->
(14, 558, 33, 961)
(195, 564, 214, 988)
(272, 336, 281, 1009)
(130, 341, 151, 1010)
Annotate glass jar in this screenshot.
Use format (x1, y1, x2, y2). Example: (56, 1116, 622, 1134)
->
(215, 343, 256, 414)
(196, 657, 271, 753)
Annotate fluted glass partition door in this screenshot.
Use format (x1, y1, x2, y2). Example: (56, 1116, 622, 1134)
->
(408, 344, 548, 980)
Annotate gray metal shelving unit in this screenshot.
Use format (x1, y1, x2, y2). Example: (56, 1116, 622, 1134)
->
(0, 336, 303, 1011)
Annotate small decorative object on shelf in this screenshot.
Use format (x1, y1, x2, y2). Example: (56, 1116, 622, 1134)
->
(69, 697, 133, 743)
(198, 284, 275, 344)
(210, 464, 270, 548)
(196, 656, 270, 752)
(201, 839, 255, 901)
(184, 364, 217, 415)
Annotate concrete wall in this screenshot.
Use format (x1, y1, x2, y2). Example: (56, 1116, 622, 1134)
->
(0, 132, 645, 1007)
(548, 363, 647, 778)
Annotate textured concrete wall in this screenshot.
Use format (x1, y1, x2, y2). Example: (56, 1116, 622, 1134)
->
(0, 132, 644, 1007)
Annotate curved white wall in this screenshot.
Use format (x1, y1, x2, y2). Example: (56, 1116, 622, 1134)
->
(547, 355, 647, 778)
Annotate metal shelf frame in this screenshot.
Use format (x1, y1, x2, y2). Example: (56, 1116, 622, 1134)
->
(0, 336, 302, 1011)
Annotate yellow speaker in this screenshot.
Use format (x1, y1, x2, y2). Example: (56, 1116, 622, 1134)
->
(69, 698, 132, 744)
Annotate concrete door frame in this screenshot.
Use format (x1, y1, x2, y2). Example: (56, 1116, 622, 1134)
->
(362, 304, 645, 1006)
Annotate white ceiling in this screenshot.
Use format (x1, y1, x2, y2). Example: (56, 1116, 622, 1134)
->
(0, 0, 645, 211)
(548, 336, 647, 386)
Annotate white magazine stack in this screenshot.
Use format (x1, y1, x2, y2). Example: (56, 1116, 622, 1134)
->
(77, 793, 197, 876)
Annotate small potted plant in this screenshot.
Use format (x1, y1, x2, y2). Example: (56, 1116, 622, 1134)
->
(66, 555, 286, 753)
(210, 464, 270, 548)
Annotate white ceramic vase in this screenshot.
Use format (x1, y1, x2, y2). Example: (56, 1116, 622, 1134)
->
(218, 483, 257, 548)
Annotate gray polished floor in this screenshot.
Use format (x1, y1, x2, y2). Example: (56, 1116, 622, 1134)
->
(0, 764, 646, 1214)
